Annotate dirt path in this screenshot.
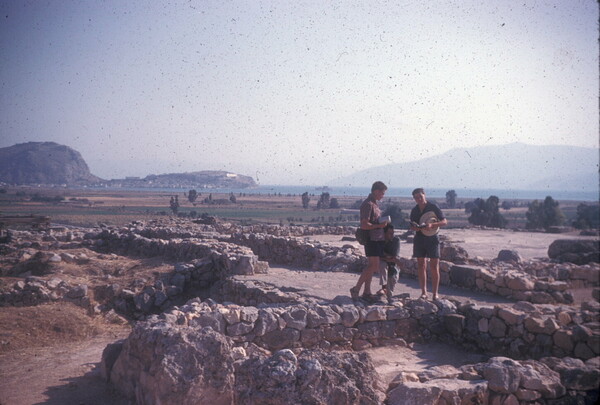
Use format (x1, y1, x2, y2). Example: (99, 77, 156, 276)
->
(0, 332, 131, 405)
(0, 331, 128, 405)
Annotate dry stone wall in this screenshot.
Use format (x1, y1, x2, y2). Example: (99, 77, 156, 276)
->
(128, 295, 600, 363)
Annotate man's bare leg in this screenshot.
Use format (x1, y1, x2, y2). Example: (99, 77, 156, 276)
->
(417, 257, 428, 298)
(352, 256, 380, 297)
(430, 257, 440, 300)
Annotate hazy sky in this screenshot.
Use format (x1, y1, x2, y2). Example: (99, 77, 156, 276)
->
(1, 0, 598, 185)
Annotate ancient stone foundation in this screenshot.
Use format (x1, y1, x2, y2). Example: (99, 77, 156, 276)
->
(2, 221, 599, 404)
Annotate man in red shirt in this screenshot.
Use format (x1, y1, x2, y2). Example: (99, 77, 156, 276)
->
(350, 181, 389, 302)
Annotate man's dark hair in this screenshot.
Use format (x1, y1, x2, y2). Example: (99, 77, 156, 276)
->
(384, 223, 394, 232)
(372, 181, 388, 192)
(412, 188, 425, 196)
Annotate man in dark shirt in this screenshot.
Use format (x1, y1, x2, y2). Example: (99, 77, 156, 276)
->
(410, 188, 447, 300)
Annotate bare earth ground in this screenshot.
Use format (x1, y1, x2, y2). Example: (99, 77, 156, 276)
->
(0, 228, 597, 404)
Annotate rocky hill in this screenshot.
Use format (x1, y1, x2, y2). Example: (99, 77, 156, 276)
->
(0, 142, 103, 185)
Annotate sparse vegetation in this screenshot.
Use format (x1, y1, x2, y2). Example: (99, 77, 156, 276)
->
(301, 192, 310, 209)
(187, 189, 198, 204)
(572, 203, 599, 230)
(446, 189, 457, 208)
(526, 196, 565, 230)
(169, 195, 180, 215)
(382, 203, 406, 228)
(316, 192, 330, 209)
(467, 196, 507, 228)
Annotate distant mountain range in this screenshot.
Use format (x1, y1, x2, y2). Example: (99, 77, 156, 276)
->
(0, 142, 257, 188)
(329, 143, 599, 193)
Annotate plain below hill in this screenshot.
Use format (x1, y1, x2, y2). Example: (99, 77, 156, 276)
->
(329, 142, 599, 193)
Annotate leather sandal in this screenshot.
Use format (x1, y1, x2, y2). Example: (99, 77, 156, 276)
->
(350, 287, 360, 300)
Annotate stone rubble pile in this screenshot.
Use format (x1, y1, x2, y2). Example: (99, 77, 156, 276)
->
(388, 356, 599, 405)
(0, 275, 89, 307)
(102, 318, 384, 405)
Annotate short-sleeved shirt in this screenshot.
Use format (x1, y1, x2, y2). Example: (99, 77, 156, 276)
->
(360, 193, 384, 241)
(383, 236, 400, 260)
(410, 202, 445, 241)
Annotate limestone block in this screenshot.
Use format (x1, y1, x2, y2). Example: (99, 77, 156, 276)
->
(407, 299, 438, 318)
(66, 284, 88, 299)
(553, 330, 575, 352)
(219, 307, 241, 325)
(506, 276, 534, 291)
(226, 321, 255, 336)
(515, 388, 541, 401)
(340, 305, 361, 327)
(488, 316, 507, 338)
(261, 328, 300, 350)
(239, 306, 259, 323)
(478, 318, 489, 333)
(556, 311, 572, 326)
(388, 372, 419, 390)
(524, 317, 559, 335)
(530, 291, 553, 304)
(300, 328, 321, 347)
(387, 307, 410, 321)
(574, 342, 595, 360)
(282, 306, 308, 330)
(547, 281, 569, 292)
(496, 250, 522, 263)
(364, 307, 387, 322)
(449, 265, 478, 288)
(485, 282, 498, 293)
(351, 338, 371, 351)
(483, 357, 521, 393)
(307, 305, 341, 328)
(253, 309, 279, 336)
(479, 267, 496, 282)
(418, 365, 461, 381)
(322, 324, 355, 343)
(387, 381, 442, 405)
(498, 308, 525, 326)
(518, 361, 565, 399)
(443, 314, 465, 336)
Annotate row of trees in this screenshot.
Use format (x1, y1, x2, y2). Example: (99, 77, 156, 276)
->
(301, 192, 340, 210)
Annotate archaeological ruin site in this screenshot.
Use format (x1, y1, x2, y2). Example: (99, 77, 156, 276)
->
(1, 218, 599, 404)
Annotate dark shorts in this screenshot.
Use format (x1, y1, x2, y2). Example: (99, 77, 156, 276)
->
(365, 240, 385, 257)
(413, 235, 440, 258)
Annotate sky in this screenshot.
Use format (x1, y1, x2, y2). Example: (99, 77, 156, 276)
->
(1, 0, 598, 185)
